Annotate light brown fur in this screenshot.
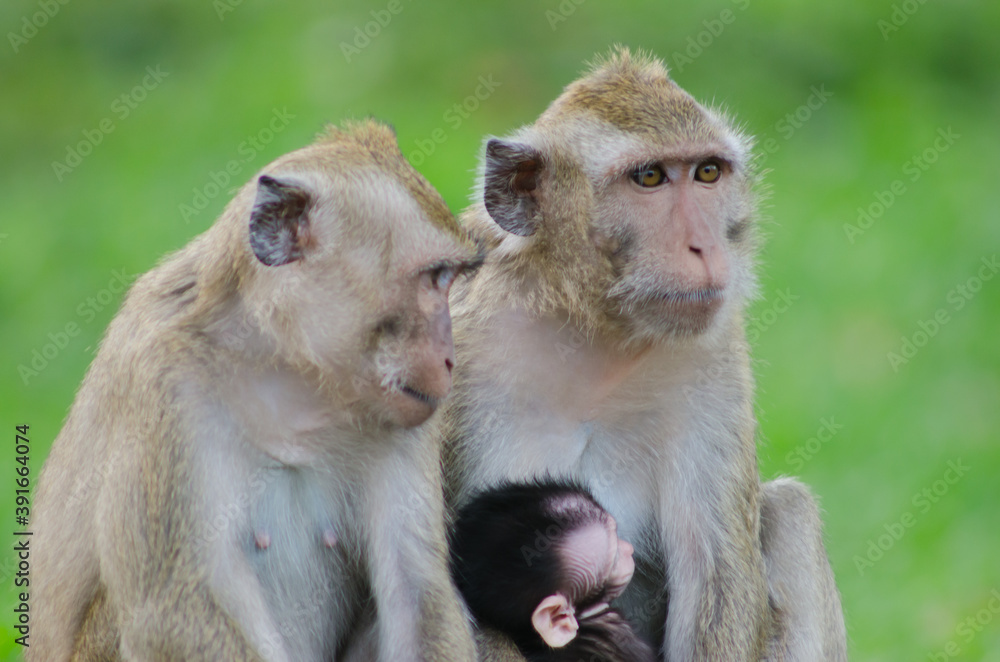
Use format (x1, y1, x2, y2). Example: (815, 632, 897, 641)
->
(30, 120, 479, 662)
(440, 49, 846, 661)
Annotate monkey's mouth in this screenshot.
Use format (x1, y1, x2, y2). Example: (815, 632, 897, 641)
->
(640, 286, 724, 335)
(400, 384, 441, 408)
(654, 287, 724, 305)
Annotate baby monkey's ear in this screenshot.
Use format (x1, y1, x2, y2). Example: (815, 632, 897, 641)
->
(531, 593, 579, 648)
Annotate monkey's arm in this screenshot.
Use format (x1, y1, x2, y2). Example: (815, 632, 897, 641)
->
(118, 582, 270, 662)
(111, 524, 283, 661)
(110, 495, 289, 662)
(760, 478, 847, 661)
(656, 429, 770, 661)
(104, 407, 288, 662)
(364, 443, 476, 662)
(27, 433, 103, 662)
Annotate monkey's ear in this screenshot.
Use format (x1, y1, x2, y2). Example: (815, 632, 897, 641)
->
(483, 139, 543, 237)
(531, 594, 579, 648)
(249, 175, 312, 266)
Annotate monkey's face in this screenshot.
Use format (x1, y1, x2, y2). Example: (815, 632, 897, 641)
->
(331, 179, 480, 429)
(360, 263, 462, 428)
(316, 188, 478, 430)
(560, 515, 636, 606)
(532, 515, 637, 648)
(247, 127, 480, 429)
(479, 65, 757, 349)
(593, 146, 751, 343)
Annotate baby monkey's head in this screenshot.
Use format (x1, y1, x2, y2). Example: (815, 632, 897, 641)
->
(451, 479, 653, 662)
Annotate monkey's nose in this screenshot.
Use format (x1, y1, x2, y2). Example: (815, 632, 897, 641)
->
(445, 357, 454, 374)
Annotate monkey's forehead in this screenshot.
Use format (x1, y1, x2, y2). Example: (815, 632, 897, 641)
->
(538, 50, 728, 148)
(351, 178, 480, 273)
(316, 119, 468, 243)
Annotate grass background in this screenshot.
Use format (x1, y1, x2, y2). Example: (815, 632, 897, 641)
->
(1, 0, 998, 659)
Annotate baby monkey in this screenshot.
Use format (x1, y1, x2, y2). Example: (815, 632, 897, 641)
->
(451, 480, 655, 662)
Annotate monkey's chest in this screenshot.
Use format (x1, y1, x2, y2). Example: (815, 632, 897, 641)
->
(245, 470, 364, 660)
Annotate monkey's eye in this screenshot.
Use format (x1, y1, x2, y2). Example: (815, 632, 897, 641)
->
(694, 161, 721, 184)
(432, 266, 456, 290)
(631, 164, 666, 188)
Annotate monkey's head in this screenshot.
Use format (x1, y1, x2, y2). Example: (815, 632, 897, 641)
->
(473, 47, 759, 350)
(243, 120, 481, 428)
(451, 480, 649, 660)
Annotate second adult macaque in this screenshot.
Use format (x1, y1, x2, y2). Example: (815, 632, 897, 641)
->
(451, 480, 655, 662)
(29, 120, 480, 661)
(441, 48, 847, 660)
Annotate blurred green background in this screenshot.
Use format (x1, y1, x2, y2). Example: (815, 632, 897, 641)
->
(1, 0, 998, 659)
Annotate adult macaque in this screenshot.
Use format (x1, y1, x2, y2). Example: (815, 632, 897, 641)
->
(30, 120, 481, 661)
(450, 479, 655, 662)
(440, 49, 847, 660)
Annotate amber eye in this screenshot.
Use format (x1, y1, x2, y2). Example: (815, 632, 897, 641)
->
(631, 164, 666, 187)
(694, 161, 721, 183)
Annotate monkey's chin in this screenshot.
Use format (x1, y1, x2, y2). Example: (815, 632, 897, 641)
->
(385, 385, 443, 428)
